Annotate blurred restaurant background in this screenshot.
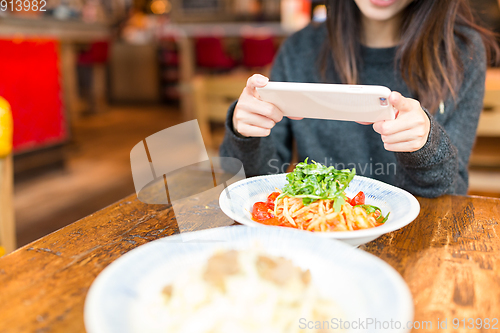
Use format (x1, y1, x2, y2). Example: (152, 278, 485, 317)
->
(0, 0, 499, 252)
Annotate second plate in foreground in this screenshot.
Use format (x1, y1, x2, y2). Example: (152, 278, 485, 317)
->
(85, 226, 414, 333)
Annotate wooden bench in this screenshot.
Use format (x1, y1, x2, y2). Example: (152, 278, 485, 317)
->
(192, 73, 248, 148)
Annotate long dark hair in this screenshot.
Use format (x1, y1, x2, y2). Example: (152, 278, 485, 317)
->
(322, 0, 500, 113)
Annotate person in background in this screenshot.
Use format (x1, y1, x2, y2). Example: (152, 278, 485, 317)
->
(220, 0, 500, 197)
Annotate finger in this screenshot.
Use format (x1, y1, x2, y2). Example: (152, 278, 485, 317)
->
(380, 129, 421, 144)
(236, 94, 284, 124)
(287, 116, 304, 120)
(389, 91, 415, 113)
(355, 121, 373, 125)
(250, 100, 284, 124)
(245, 74, 269, 97)
(238, 112, 276, 129)
(236, 123, 272, 137)
(383, 140, 426, 152)
(373, 119, 414, 136)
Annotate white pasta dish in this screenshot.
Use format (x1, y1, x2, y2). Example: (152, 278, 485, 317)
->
(160, 250, 343, 333)
(251, 159, 390, 232)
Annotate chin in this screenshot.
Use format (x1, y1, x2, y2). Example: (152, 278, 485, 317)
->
(354, 0, 412, 22)
(361, 9, 401, 22)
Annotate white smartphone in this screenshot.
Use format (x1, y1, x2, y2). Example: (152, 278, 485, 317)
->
(256, 82, 395, 123)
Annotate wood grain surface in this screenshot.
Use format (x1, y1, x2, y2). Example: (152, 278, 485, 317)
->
(0, 155, 16, 253)
(362, 195, 500, 332)
(1, 171, 499, 332)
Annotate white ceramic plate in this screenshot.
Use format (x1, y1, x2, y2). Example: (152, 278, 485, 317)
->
(84, 226, 413, 333)
(219, 174, 420, 246)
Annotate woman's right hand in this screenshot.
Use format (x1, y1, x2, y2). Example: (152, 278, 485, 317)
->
(232, 74, 284, 137)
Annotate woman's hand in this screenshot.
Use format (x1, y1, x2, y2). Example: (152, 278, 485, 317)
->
(233, 74, 284, 137)
(372, 92, 431, 152)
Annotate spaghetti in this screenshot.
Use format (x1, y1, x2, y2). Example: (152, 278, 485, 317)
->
(251, 159, 389, 231)
(252, 190, 386, 231)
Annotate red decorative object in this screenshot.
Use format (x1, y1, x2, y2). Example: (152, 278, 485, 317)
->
(0, 39, 66, 153)
(195, 37, 236, 69)
(242, 36, 276, 68)
(78, 41, 109, 65)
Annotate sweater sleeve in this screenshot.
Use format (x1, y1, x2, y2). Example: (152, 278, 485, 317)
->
(219, 43, 294, 177)
(394, 32, 486, 197)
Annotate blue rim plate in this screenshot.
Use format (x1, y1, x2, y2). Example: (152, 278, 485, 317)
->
(219, 174, 420, 246)
(84, 226, 413, 333)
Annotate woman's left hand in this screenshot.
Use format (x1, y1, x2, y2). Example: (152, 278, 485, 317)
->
(372, 91, 431, 152)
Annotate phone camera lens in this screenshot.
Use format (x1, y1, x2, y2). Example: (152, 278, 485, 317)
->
(379, 97, 388, 106)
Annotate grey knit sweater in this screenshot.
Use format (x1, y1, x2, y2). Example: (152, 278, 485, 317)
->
(220, 23, 486, 197)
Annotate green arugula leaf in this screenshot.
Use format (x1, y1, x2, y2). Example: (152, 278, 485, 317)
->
(357, 204, 381, 214)
(333, 197, 345, 213)
(356, 204, 389, 223)
(377, 212, 390, 224)
(279, 159, 355, 207)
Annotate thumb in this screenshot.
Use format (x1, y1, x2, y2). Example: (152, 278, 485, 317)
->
(389, 91, 412, 115)
(246, 74, 269, 97)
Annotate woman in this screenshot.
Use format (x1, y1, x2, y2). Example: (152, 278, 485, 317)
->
(220, 0, 499, 197)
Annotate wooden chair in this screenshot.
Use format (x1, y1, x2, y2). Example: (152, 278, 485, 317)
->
(192, 73, 248, 148)
(78, 41, 110, 114)
(478, 67, 500, 137)
(0, 97, 15, 255)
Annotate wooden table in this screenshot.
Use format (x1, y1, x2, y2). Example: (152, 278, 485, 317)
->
(1, 174, 499, 332)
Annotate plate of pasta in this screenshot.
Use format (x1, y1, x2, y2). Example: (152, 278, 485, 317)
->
(219, 159, 420, 246)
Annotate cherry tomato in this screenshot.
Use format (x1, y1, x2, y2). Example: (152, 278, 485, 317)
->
(266, 191, 280, 210)
(252, 202, 274, 221)
(350, 191, 365, 206)
(258, 217, 281, 226)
